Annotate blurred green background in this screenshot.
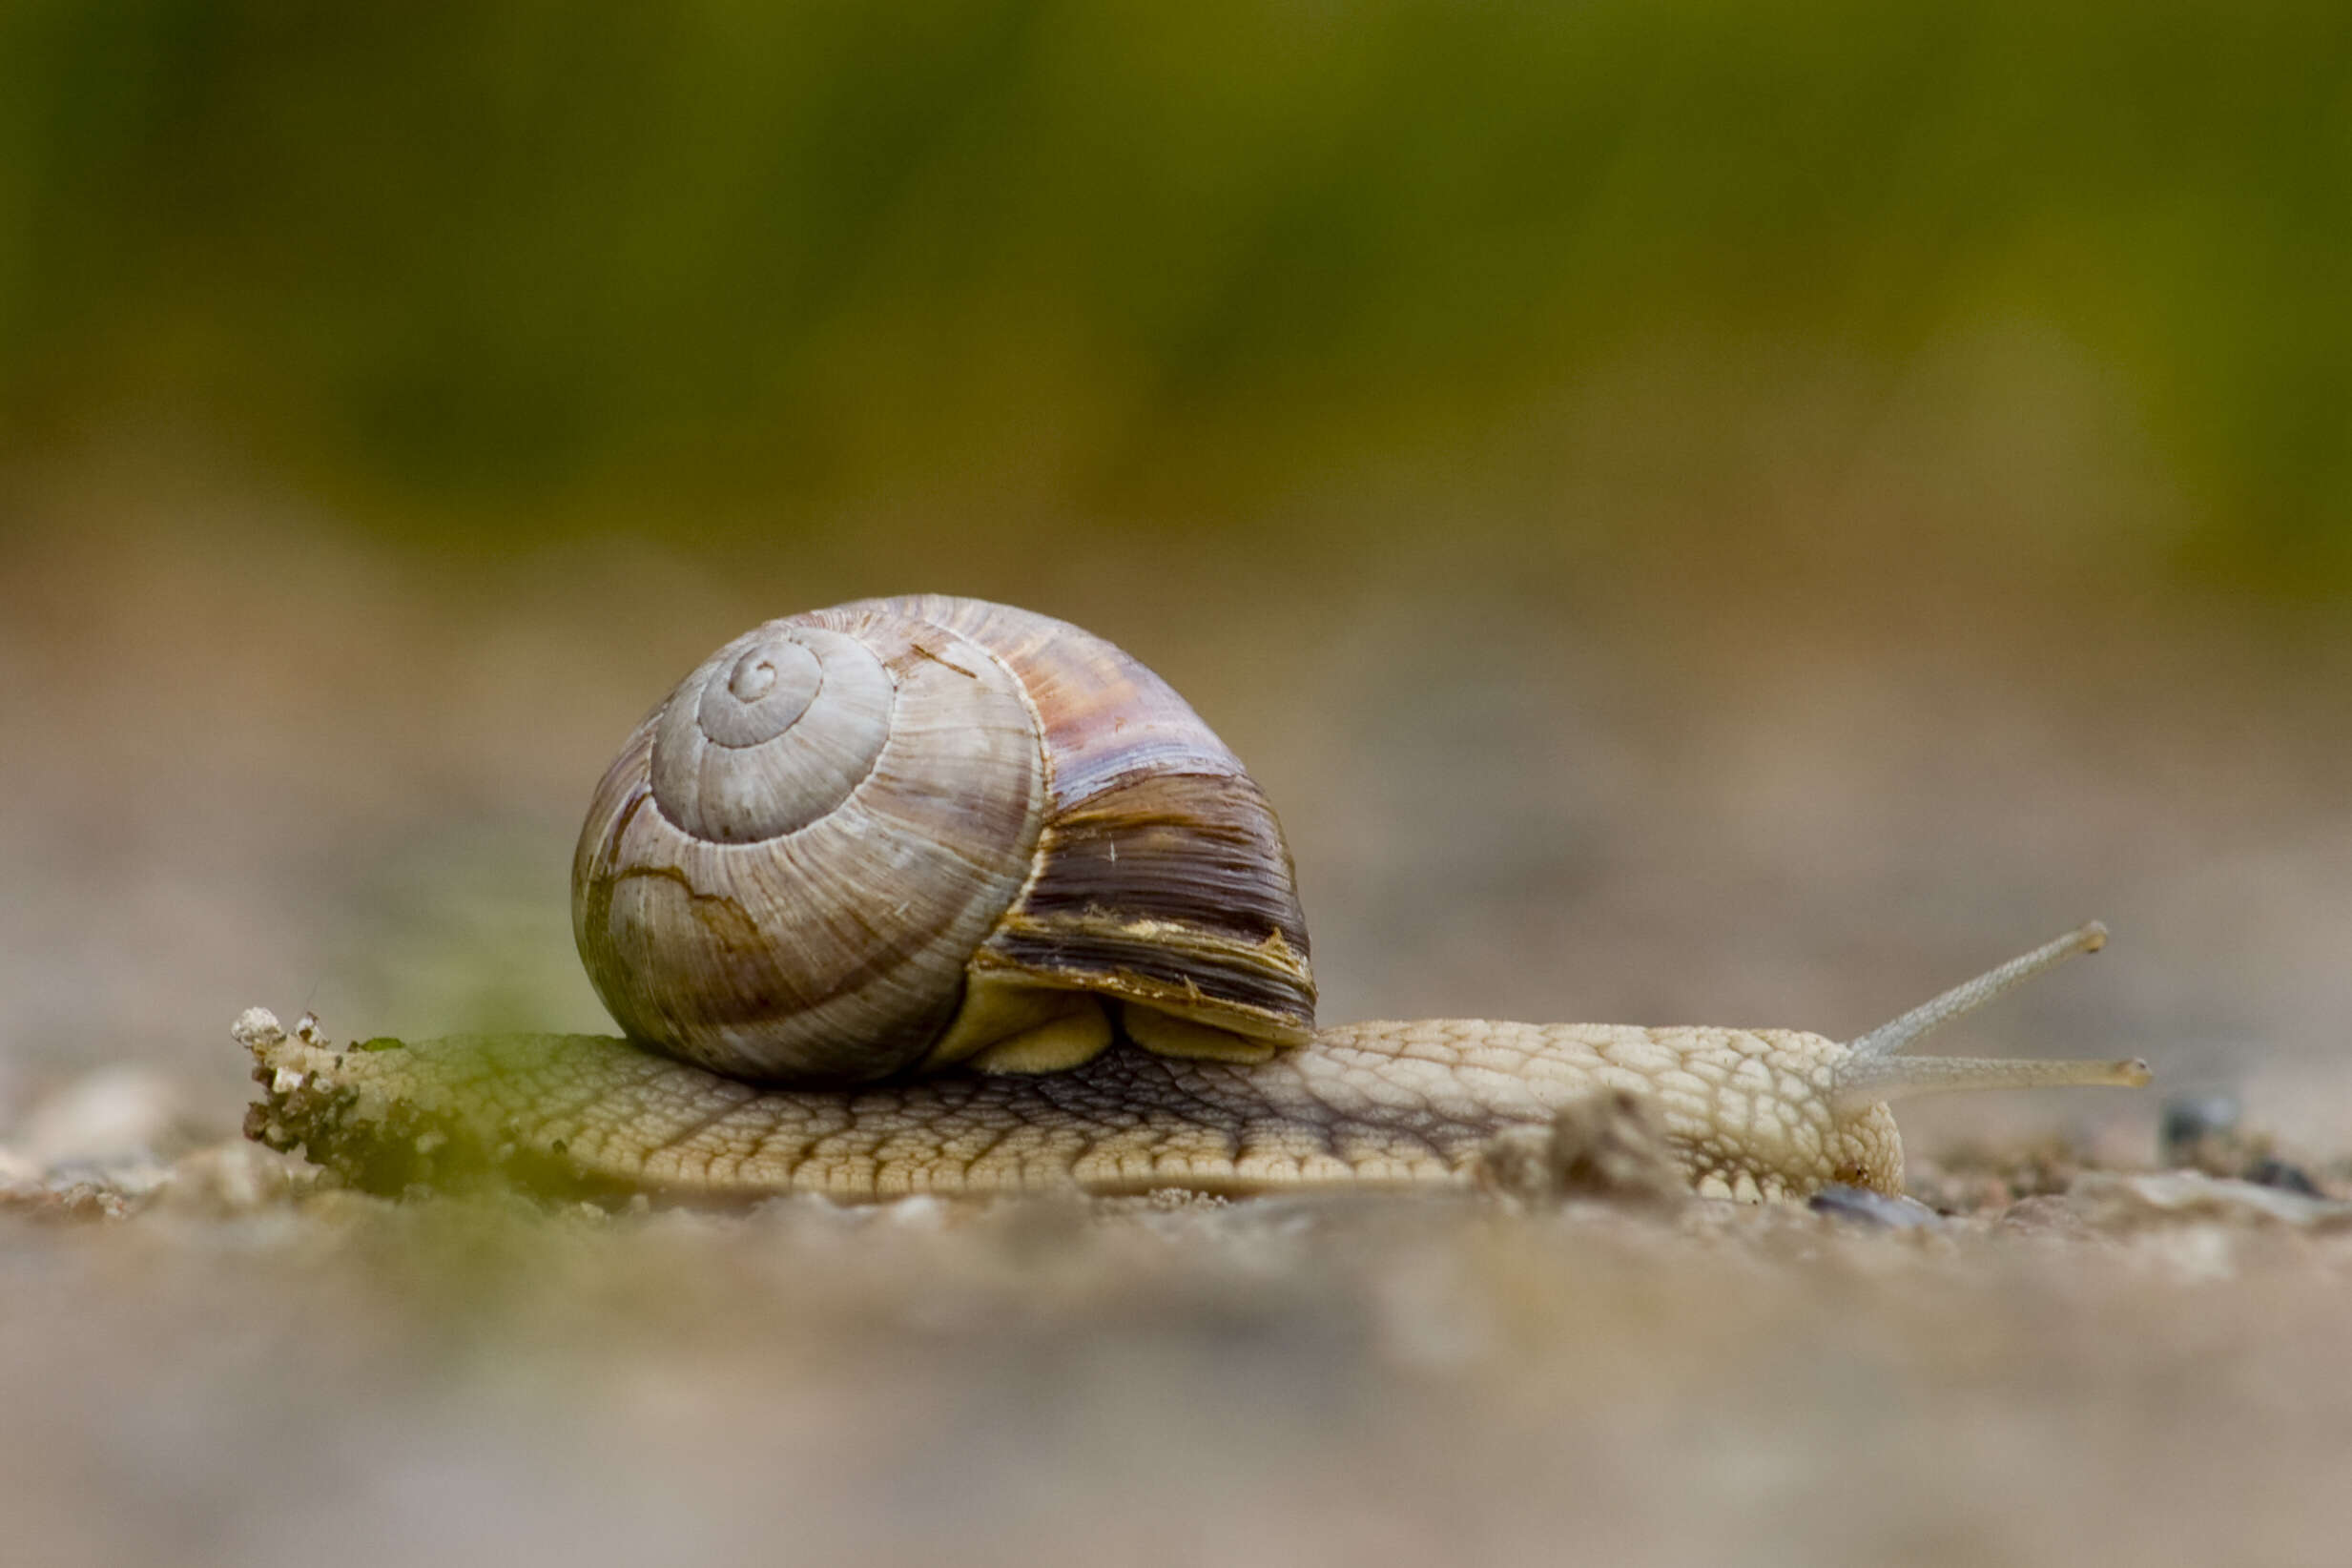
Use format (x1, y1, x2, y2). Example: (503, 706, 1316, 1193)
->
(5, 0, 2347, 576)
(2, 0, 2349, 1137)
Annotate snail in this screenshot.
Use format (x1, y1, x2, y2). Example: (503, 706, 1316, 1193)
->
(241, 594, 2149, 1204)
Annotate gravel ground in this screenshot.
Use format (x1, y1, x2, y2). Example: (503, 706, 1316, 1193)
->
(4, 1057, 2350, 1568)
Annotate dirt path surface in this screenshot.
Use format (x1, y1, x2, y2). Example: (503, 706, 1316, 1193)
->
(5, 1073, 2350, 1568)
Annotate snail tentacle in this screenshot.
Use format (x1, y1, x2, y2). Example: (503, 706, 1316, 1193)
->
(1827, 921, 2147, 1109)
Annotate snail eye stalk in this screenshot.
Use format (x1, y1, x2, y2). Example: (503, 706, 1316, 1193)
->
(1829, 922, 2149, 1110)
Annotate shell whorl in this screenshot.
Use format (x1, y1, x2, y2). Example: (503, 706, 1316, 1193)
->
(572, 596, 1315, 1085)
(647, 624, 897, 843)
(575, 604, 1045, 1083)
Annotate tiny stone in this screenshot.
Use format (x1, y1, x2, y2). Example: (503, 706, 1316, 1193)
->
(1807, 1184, 1942, 1229)
(1995, 1193, 2097, 1240)
(2158, 1090, 2241, 1170)
(2243, 1156, 2323, 1198)
(1473, 1090, 1685, 1209)
(232, 1007, 286, 1050)
(887, 1194, 950, 1229)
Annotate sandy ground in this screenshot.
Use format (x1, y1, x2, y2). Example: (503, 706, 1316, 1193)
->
(4, 1095, 2351, 1568)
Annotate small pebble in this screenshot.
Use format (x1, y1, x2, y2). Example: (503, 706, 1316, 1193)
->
(1472, 1091, 1685, 1210)
(2158, 1090, 2241, 1170)
(231, 1007, 286, 1050)
(2243, 1157, 2324, 1198)
(1807, 1185, 1942, 1229)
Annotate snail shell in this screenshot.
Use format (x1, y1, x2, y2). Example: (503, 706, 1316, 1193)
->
(571, 595, 1314, 1085)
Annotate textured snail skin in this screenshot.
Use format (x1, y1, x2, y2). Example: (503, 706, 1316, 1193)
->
(240, 1013, 1903, 1204)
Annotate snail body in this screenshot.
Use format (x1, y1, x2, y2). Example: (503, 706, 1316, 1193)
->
(240, 928, 2143, 1203)
(241, 597, 2150, 1204)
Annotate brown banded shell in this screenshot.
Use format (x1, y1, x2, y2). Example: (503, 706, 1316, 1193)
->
(571, 595, 1315, 1084)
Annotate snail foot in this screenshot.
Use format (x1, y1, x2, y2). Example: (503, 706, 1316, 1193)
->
(963, 1003, 1117, 1075)
(1121, 1005, 1278, 1065)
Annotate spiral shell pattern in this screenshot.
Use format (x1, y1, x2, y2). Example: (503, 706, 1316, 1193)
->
(573, 596, 1315, 1085)
(575, 606, 1044, 1082)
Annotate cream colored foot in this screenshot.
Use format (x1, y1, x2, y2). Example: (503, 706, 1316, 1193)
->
(965, 1000, 1117, 1074)
(1122, 1004, 1277, 1065)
